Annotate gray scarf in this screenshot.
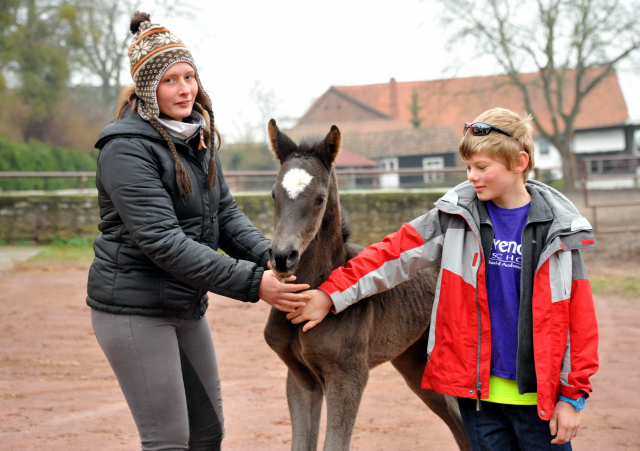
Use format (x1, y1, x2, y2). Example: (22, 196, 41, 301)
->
(157, 111, 206, 141)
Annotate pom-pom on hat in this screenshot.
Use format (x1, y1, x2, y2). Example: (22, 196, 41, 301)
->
(128, 11, 210, 121)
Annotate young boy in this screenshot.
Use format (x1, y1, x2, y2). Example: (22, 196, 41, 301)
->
(287, 108, 599, 450)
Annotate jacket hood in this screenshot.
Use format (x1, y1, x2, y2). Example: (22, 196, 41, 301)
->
(526, 179, 592, 234)
(436, 180, 593, 237)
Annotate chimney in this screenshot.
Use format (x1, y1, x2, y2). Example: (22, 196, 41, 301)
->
(389, 77, 398, 118)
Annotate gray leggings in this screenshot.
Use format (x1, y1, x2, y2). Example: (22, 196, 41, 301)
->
(91, 309, 224, 451)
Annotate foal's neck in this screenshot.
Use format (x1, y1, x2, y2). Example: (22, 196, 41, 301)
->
(295, 169, 347, 289)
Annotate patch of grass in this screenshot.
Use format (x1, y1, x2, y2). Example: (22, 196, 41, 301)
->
(590, 273, 640, 299)
(28, 239, 95, 265)
(49, 236, 93, 247)
(31, 246, 94, 263)
(547, 179, 565, 190)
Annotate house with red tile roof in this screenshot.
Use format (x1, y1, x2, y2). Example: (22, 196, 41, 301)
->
(333, 148, 377, 189)
(335, 148, 376, 168)
(289, 69, 636, 187)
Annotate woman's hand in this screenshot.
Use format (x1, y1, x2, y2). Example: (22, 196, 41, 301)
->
(286, 289, 334, 332)
(258, 270, 310, 312)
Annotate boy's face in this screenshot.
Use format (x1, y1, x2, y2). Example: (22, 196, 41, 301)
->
(462, 150, 529, 208)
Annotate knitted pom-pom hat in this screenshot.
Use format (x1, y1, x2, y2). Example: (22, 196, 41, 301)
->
(128, 11, 218, 195)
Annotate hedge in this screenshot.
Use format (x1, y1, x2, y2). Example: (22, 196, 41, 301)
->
(0, 136, 97, 191)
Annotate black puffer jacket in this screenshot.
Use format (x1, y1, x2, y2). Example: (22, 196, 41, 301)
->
(86, 109, 270, 320)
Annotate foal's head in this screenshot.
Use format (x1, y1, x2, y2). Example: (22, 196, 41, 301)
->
(267, 119, 341, 278)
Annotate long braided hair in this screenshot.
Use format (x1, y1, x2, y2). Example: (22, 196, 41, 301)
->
(115, 85, 220, 196)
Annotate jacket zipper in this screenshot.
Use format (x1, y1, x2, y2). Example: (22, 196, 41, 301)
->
(541, 227, 577, 253)
(437, 202, 484, 410)
(474, 247, 483, 412)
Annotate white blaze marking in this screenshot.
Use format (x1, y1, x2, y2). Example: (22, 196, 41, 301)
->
(282, 168, 313, 199)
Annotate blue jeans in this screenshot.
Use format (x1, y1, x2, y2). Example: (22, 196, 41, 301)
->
(457, 398, 572, 451)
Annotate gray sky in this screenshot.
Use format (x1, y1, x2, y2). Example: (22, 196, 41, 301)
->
(141, 0, 640, 143)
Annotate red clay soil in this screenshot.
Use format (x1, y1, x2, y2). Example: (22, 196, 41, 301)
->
(0, 257, 638, 451)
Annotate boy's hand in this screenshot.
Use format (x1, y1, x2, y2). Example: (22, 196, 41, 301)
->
(550, 400, 581, 444)
(258, 270, 310, 313)
(286, 289, 333, 332)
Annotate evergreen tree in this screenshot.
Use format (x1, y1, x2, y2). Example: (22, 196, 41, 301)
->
(409, 88, 423, 129)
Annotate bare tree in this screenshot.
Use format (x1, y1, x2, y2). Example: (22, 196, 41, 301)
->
(439, 0, 640, 187)
(72, 0, 194, 104)
(250, 80, 282, 141)
(72, 0, 130, 104)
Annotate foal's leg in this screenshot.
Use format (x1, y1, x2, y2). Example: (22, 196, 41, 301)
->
(321, 363, 369, 451)
(286, 367, 324, 451)
(391, 336, 470, 451)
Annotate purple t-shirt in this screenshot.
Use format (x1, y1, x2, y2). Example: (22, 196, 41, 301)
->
(486, 200, 530, 380)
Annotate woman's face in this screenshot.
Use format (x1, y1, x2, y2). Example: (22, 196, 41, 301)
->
(156, 62, 198, 121)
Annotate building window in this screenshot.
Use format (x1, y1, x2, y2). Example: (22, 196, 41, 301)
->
(587, 159, 633, 175)
(378, 158, 399, 189)
(422, 157, 444, 184)
(539, 141, 550, 156)
(378, 158, 398, 171)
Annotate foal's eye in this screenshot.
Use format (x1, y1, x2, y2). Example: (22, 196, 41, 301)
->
(315, 196, 325, 207)
(271, 190, 275, 200)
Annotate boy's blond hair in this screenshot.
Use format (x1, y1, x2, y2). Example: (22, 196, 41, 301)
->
(459, 108, 535, 182)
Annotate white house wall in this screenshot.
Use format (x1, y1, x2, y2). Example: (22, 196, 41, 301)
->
(533, 138, 563, 180)
(534, 129, 627, 181)
(572, 129, 626, 153)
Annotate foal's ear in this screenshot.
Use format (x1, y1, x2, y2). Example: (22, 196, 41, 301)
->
(268, 119, 297, 163)
(319, 125, 341, 168)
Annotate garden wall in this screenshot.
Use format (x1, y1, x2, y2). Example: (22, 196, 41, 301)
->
(0, 189, 446, 246)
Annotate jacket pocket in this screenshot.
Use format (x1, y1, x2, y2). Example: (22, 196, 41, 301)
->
(87, 258, 116, 304)
(112, 267, 163, 308)
(549, 250, 572, 303)
(159, 273, 199, 310)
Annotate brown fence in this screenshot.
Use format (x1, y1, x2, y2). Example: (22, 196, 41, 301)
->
(3, 162, 640, 235)
(581, 155, 640, 233)
(0, 171, 97, 191)
(0, 168, 470, 192)
(222, 167, 469, 192)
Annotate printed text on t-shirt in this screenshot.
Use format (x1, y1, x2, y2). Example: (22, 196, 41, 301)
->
(489, 239, 522, 269)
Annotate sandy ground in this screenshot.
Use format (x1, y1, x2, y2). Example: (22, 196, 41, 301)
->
(0, 252, 638, 451)
(1, 190, 639, 450)
(0, 246, 43, 272)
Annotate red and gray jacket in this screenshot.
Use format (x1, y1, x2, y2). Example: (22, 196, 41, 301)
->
(319, 180, 599, 420)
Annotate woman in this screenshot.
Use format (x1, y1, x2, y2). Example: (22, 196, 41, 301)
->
(87, 12, 309, 451)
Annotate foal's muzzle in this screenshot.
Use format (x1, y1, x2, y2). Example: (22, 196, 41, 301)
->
(268, 247, 300, 277)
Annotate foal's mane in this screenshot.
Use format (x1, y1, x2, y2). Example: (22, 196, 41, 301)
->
(341, 216, 351, 244)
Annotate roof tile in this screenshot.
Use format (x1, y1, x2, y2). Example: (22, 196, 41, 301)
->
(298, 68, 629, 136)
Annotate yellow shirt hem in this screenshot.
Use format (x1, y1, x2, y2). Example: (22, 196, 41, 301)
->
(485, 376, 538, 405)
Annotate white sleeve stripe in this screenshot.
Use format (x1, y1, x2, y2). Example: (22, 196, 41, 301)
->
(331, 236, 444, 313)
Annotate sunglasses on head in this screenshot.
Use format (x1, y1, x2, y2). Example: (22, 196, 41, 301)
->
(463, 122, 513, 138)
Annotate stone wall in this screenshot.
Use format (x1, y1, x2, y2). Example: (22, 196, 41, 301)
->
(0, 189, 446, 246)
(0, 192, 101, 243)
